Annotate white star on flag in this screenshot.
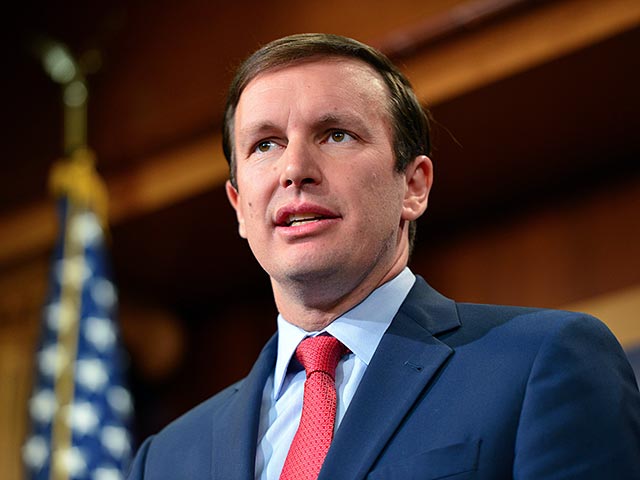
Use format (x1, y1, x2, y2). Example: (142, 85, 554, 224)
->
(91, 278, 117, 310)
(101, 426, 132, 458)
(65, 402, 100, 435)
(55, 256, 92, 287)
(29, 389, 57, 424)
(23, 436, 49, 470)
(76, 358, 110, 392)
(38, 344, 69, 378)
(70, 211, 103, 247)
(84, 316, 117, 352)
(93, 466, 125, 480)
(53, 447, 88, 477)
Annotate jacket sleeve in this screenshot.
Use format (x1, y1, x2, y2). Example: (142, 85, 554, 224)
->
(126, 436, 154, 480)
(514, 313, 640, 479)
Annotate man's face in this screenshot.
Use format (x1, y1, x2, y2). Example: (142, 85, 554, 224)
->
(226, 58, 425, 296)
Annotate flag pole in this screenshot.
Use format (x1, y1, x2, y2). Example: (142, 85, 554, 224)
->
(43, 39, 89, 480)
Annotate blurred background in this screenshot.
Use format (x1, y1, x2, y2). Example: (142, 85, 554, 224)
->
(2, 0, 639, 477)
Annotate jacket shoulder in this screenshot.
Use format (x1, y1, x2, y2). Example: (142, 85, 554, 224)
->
(454, 301, 614, 341)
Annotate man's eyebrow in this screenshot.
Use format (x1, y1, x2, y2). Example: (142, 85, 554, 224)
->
(238, 121, 280, 139)
(239, 113, 365, 136)
(236, 121, 281, 151)
(315, 112, 366, 128)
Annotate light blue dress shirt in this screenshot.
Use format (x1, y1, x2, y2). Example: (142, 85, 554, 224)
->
(255, 268, 416, 479)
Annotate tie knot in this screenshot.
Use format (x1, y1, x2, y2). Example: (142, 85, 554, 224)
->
(295, 335, 348, 379)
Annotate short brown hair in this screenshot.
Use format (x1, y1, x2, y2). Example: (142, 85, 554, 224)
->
(222, 33, 431, 248)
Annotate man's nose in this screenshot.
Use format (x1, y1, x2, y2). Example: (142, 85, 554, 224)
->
(279, 140, 322, 188)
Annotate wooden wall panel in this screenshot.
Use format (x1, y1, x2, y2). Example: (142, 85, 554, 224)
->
(0, 257, 48, 480)
(413, 175, 640, 342)
(565, 284, 640, 349)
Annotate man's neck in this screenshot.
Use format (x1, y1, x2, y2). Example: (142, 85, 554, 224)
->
(272, 258, 407, 332)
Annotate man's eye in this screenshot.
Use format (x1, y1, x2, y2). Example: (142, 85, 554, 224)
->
(255, 141, 273, 153)
(328, 131, 353, 143)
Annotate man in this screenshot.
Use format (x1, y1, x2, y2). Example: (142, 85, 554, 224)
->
(128, 33, 640, 479)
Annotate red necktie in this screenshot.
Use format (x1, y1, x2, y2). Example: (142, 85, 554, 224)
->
(280, 335, 349, 480)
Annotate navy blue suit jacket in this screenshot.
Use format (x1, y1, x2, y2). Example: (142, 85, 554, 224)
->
(127, 277, 640, 479)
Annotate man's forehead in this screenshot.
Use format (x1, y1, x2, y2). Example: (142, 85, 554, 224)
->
(239, 55, 388, 101)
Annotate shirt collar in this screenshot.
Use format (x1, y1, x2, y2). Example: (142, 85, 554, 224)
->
(273, 267, 416, 400)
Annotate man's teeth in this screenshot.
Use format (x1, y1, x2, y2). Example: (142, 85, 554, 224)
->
(287, 213, 322, 226)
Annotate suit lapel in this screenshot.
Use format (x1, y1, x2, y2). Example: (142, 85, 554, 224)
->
(319, 277, 461, 480)
(210, 334, 277, 480)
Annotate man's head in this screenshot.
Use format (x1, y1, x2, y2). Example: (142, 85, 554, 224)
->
(223, 33, 431, 186)
(223, 33, 432, 316)
(222, 34, 431, 252)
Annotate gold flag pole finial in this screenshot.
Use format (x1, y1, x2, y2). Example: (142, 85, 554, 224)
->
(48, 147, 109, 228)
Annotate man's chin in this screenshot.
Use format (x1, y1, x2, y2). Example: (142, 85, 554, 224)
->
(278, 263, 343, 285)
(268, 258, 352, 291)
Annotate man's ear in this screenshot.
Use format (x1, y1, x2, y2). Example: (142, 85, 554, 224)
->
(225, 180, 247, 239)
(402, 155, 433, 221)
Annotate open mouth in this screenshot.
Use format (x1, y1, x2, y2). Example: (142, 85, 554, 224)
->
(284, 213, 326, 227)
(275, 204, 340, 229)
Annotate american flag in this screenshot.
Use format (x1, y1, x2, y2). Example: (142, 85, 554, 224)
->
(23, 184, 133, 480)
